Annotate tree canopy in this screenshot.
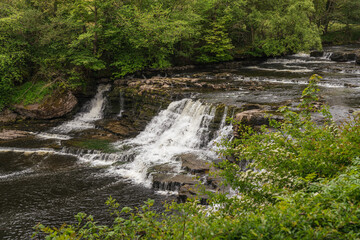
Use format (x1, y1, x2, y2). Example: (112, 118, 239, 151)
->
(0, 0, 359, 109)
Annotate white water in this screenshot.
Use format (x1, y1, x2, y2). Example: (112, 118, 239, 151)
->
(322, 52, 333, 60)
(246, 66, 314, 73)
(208, 106, 233, 154)
(234, 75, 357, 89)
(51, 84, 111, 134)
(117, 91, 125, 118)
(109, 99, 218, 187)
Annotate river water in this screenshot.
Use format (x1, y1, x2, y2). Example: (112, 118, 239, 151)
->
(1, 46, 360, 239)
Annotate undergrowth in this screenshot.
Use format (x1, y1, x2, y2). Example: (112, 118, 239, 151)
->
(12, 81, 55, 106)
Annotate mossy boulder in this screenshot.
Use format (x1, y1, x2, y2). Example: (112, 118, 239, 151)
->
(13, 91, 77, 120)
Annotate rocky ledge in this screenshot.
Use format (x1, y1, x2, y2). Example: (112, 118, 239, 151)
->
(1, 91, 78, 124)
(148, 153, 228, 204)
(0, 129, 30, 140)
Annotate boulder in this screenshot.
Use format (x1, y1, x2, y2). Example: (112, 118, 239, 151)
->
(0, 109, 18, 123)
(330, 52, 356, 62)
(234, 109, 269, 126)
(13, 91, 77, 119)
(147, 163, 177, 177)
(177, 153, 210, 174)
(356, 53, 360, 65)
(152, 174, 198, 191)
(310, 51, 324, 58)
(96, 119, 135, 137)
(232, 109, 281, 137)
(178, 184, 211, 204)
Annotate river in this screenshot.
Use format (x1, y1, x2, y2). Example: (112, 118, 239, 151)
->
(1, 46, 359, 239)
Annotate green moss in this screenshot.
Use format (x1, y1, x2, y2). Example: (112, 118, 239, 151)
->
(66, 139, 117, 153)
(12, 81, 55, 106)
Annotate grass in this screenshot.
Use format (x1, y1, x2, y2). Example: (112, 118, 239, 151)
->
(12, 81, 55, 106)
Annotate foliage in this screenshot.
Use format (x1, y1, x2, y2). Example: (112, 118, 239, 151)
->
(33, 76, 360, 239)
(218, 75, 359, 204)
(11, 81, 56, 106)
(4, 0, 352, 110)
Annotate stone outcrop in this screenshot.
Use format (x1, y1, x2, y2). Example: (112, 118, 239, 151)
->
(177, 153, 211, 174)
(147, 164, 178, 176)
(310, 51, 324, 58)
(356, 51, 360, 65)
(96, 119, 137, 138)
(234, 109, 269, 126)
(178, 184, 212, 205)
(0, 109, 19, 124)
(0, 130, 30, 140)
(233, 109, 283, 137)
(152, 174, 199, 191)
(13, 91, 77, 120)
(330, 52, 356, 62)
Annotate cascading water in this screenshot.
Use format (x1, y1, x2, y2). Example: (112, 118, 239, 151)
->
(208, 106, 233, 154)
(322, 52, 333, 60)
(117, 91, 125, 118)
(51, 84, 111, 134)
(108, 99, 219, 187)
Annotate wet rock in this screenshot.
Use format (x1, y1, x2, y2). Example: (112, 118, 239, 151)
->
(152, 174, 198, 191)
(13, 91, 77, 120)
(0, 130, 30, 140)
(0, 109, 19, 124)
(96, 119, 136, 138)
(241, 103, 268, 111)
(310, 51, 324, 58)
(330, 52, 355, 62)
(73, 128, 118, 141)
(178, 184, 211, 204)
(234, 109, 269, 126)
(214, 72, 233, 79)
(177, 153, 211, 174)
(147, 163, 178, 176)
(233, 109, 277, 137)
(356, 52, 360, 65)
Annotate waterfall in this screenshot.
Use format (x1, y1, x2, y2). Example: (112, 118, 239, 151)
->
(117, 91, 125, 118)
(51, 84, 111, 134)
(111, 99, 217, 186)
(323, 52, 333, 60)
(208, 106, 233, 154)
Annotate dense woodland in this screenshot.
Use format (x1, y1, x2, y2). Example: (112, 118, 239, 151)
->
(1, 0, 360, 110)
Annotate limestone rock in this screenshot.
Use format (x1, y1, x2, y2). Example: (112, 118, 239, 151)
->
(152, 174, 198, 191)
(356, 52, 360, 65)
(147, 163, 177, 177)
(0, 109, 19, 123)
(178, 184, 211, 204)
(97, 119, 135, 137)
(330, 52, 356, 62)
(0, 130, 30, 140)
(234, 109, 269, 126)
(310, 51, 324, 58)
(14, 91, 77, 119)
(177, 153, 211, 174)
